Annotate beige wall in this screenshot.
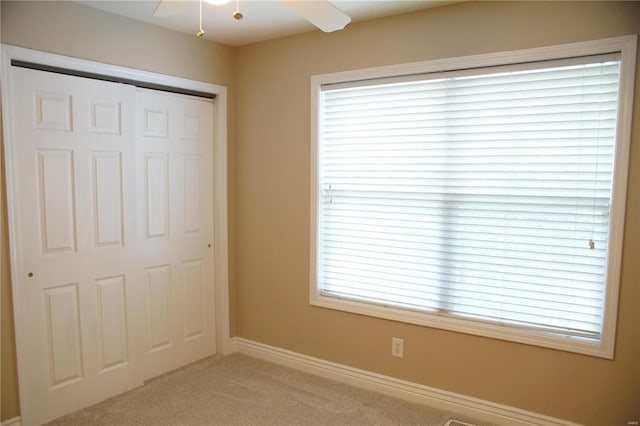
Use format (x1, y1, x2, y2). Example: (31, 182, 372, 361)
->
(1, 108, 20, 422)
(0, 1, 236, 420)
(234, 2, 640, 425)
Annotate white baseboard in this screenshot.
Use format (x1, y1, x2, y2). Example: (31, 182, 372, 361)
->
(1, 417, 21, 426)
(229, 337, 580, 426)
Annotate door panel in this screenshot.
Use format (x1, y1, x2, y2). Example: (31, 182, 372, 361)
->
(144, 154, 170, 239)
(89, 100, 121, 134)
(183, 156, 202, 235)
(182, 259, 205, 340)
(11, 68, 143, 425)
(95, 275, 129, 372)
(34, 91, 72, 131)
(37, 149, 77, 253)
(136, 89, 215, 380)
(43, 283, 83, 388)
(92, 152, 124, 247)
(146, 264, 173, 351)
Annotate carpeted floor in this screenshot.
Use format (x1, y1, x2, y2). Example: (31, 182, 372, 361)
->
(47, 353, 489, 426)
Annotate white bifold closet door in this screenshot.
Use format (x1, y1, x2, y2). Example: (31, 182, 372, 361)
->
(11, 67, 143, 426)
(135, 89, 215, 380)
(9, 67, 215, 425)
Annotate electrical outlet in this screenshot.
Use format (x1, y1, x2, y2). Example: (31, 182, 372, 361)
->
(391, 337, 404, 358)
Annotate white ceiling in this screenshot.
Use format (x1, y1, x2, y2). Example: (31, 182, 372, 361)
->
(78, 0, 456, 47)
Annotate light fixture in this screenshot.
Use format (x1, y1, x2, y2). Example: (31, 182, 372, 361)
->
(151, 0, 350, 38)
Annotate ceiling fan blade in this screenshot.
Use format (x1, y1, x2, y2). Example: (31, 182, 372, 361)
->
(153, 1, 187, 17)
(282, 0, 351, 33)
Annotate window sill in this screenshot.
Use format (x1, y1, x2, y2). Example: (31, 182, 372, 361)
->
(310, 292, 614, 359)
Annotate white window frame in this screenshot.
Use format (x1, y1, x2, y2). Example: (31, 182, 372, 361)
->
(309, 35, 637, 359)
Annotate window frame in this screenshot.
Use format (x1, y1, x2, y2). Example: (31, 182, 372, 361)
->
(309, 35, 637, 359)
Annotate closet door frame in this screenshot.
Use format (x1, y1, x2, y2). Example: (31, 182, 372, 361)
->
(1, 44, 230, 424)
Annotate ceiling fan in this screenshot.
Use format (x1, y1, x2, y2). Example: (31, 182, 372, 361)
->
(153, 0, 351, 36)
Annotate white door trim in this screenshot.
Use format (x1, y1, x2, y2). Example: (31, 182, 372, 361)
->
(1, 44, 231, 423)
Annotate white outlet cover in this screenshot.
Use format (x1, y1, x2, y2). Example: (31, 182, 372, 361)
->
(391, 337, 404, 358)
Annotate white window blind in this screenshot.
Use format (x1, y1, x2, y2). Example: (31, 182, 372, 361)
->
(316, 54, 621, 343)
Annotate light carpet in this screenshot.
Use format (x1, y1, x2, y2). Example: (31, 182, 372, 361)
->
(47, 353, 489, 426)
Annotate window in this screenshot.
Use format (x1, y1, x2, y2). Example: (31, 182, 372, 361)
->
(310, 36, 636, 358)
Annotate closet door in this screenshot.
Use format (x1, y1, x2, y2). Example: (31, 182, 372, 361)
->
(10, 67, 143, 425)
(136, 89, 216, 379)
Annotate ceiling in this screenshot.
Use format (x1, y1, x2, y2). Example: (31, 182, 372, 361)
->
(78, 0, 456, 47)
